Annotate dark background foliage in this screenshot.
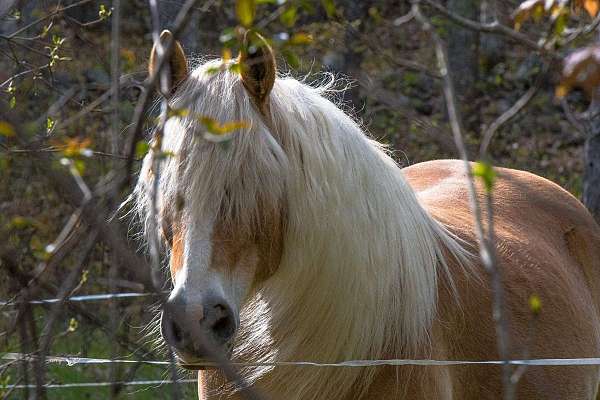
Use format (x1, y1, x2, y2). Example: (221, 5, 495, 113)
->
(1, 0, 600, 398)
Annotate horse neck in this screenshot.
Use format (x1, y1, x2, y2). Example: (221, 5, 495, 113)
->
(235, 119, 460, 399)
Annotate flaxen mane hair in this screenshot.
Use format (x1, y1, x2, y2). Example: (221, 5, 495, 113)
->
(132, 58, 471, 400)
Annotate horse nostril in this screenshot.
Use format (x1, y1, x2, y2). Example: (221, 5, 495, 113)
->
(210, 303, 236, 341)
(161, 312, 185, 348)
(170, 319, 183, 343)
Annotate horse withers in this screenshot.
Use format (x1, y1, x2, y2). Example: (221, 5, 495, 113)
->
(132, 30, 600, 399)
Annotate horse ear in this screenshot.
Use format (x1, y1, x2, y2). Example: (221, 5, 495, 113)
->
(149, 30, 189, 92)
(239, 31, 276, 109)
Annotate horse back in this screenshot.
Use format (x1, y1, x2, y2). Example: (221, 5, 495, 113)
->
(400, 159, 600, 399)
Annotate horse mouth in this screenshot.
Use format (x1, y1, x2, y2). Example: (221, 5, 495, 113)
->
(179, 361, 215, 370)
(175, 345, 234, 370)
(175, 354, 218, 370)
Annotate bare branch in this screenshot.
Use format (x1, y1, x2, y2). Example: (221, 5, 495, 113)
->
(412, 2, 513, 399)
(422, 0, 549, 55)
(122, 0, 217, 187)
(480, 67, 546, 157)
(5, 0, 93, 39)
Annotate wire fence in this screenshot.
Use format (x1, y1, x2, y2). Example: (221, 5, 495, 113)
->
(4, 292, 600, 392)
(6, 379, 198, 390)
(7, 351, 600, 369)
(6, 338, 600, 391)
(0, 292, 164, 307)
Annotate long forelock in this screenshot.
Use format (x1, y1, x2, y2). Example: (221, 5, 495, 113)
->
(154, 60, 290, 236)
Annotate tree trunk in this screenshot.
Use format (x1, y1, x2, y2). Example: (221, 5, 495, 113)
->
(583, 126, 600, 223)
(479, 0, 504, 68)
(0, 0, 17, 19)
(446, 0, 479, 99)
(339, 0, 370, 108)
(583, 34, 600, 224)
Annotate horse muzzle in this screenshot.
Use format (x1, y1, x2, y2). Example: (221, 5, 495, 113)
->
(160, 293, 238, 368)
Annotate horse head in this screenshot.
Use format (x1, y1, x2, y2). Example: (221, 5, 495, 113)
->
(139, 30, 285, 367)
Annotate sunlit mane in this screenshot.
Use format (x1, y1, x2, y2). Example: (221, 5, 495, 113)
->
(133, 58, 471, 400)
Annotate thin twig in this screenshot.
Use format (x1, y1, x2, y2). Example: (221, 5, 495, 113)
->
(563, 11, 600, 45)
(122, 0, 214, 188)
(412, 2, 513, 399)
(147, 0, 182, 397)
(4, 147, 133, 160)
(422, 0, 550, 55)
(109, 0, 122, 397)
(336, 19, 441, 79)
(561, 98, 590, 137)
(6, 0, 93, 39)
(0, 64, 49, 89)
(37, 231, 99, 391)
(480, 66, 546, 157)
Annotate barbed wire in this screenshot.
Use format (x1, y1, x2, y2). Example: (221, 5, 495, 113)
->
(6, 379, 197, 390)
(6, 352, 600, 369)
(0, 291, 166, 307)
(7, 351, 600, 391)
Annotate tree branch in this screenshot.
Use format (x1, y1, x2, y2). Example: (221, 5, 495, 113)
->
(422, 0, 549, 55)
(412, 2, 514, 399)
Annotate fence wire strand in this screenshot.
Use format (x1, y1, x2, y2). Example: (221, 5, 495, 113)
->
(6, 352, 600, 369)
(6, 352, 600, 390)
(0, 292, 164, 307)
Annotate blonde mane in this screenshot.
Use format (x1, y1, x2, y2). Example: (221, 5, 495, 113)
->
(133, 59, 471, 400)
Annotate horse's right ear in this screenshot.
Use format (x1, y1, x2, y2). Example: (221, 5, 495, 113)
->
(239, 31, 276, 111)
(149, 30, 189, 93)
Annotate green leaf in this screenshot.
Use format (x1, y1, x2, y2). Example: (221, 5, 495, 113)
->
(8, 216, 32, 230)
(229, 62, 242, 74)
(9, 96, 16, 109)
(167, 107, 190, 119)
(52, 34, 65, 46)
(288, 32, 313, 45)
(0, 121, 15, 137)
(206, 66, 222, 75)
(472, 161, 496, 192)
(553, 11, 568, 36)
(199, 116, 249, 142)
(282, 48, 300, 69)
(135, 141, 150, 158)
(99, 4, 112, 19)
(236, 0, 256, 27)
(67, 318, 79, 332)
(73, 159, 86, 175)
(46, 117, 55, 133)
(79, 270, 89, 285)
(280, 5, 298, 27)
(200, 116, 249, 135)
(529, 294, 542, 315)
(321, 0, 336, 18)
(40, 24, 50, 38)
(6, 81, 15, 94)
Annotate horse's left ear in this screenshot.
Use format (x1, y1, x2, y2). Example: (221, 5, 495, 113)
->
(239, 31, 276, 110)
(149, 30, 189, 93)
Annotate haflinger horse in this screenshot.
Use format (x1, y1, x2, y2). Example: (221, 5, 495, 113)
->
(132, 30, 600, 399)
